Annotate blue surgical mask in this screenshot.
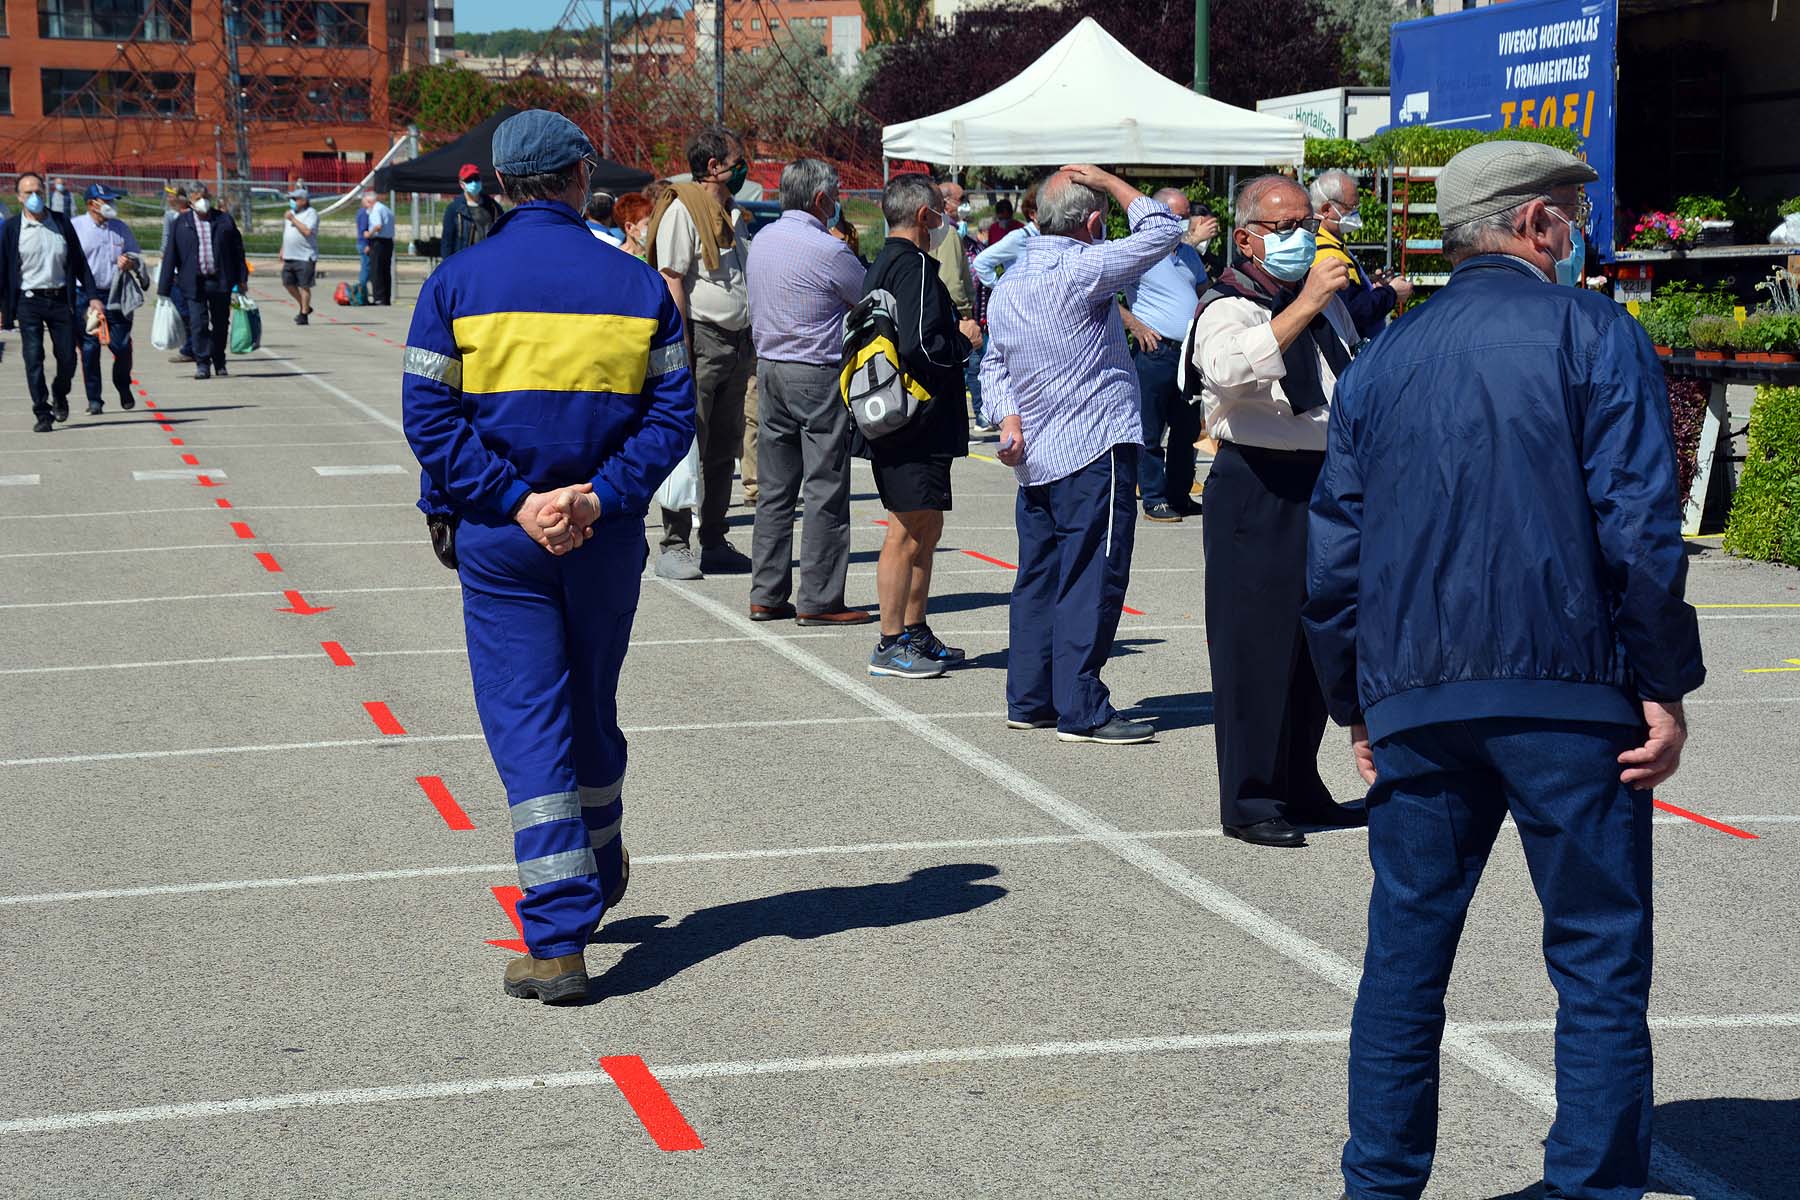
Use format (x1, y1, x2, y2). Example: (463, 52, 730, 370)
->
(23, 192, 44, 214)
(289, 199, 298, 211)
(1257, 226, 1316, 282)
(1260, 224, 1317, 282)
(957, 220, 968, 238)
(828, 200, 841, 227)
(463, 180, 481, 196)
(1551, 209, 1584, 287)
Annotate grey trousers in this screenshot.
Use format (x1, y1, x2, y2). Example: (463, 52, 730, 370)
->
(750, 359, 853, 613)
(660, 318, 752, 552)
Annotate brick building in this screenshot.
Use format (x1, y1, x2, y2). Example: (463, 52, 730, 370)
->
(0, 0, 443, 177)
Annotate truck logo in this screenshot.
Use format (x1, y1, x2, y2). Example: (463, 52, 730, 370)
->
(1398, 91, 1430, 123)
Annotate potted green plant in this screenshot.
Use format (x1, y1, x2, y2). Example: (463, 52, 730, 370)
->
(1689, 315, 1735, 360)
(1738, 313, 1769, 363)
(1676, 194, 1734, 245)
(1764, 313, 1800, 364)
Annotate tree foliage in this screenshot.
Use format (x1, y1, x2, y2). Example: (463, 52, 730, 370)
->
(861, 0, 931, 46)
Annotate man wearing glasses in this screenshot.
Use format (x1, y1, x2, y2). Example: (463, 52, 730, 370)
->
(1306, 142, 1699, 1200)
(1189, 174, 1361, 847)
(646, 123, 757, 581)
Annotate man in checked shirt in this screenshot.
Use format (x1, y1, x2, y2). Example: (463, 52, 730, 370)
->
(981, 165, 1180, 744)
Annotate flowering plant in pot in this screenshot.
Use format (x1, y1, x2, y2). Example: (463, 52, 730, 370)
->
(1628, 212, 1690, 250)
(1676, 194, 1734, 245)
(1689, 315, 1736, 360)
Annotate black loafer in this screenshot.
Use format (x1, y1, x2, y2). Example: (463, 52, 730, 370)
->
(52, 399, 69, 422)
(86, 403, 103, 415)
(1222, 818, 1307, 848)
(1056, 716, 1155, 744)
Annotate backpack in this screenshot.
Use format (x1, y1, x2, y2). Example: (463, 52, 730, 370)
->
(349, 282, 370, 307)
(838, 287, 932, 440)
(333, 280, 350, 306)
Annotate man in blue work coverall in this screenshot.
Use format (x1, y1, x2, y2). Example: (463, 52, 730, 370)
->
(402, 109, 696, 1004)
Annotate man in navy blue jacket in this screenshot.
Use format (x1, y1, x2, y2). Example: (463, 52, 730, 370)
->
(157, 184, 247, 380)
(1305, 142, 1705, 1200)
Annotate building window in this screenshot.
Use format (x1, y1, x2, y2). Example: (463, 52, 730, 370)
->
(730, 18, 740, 28)
(245, 74, 371, 122)
(41, 68, 193, 116)
(0, 70, 10, 115)
(809, 15, 824, 25)
(749, 17, 759, 28)
(39, 0, 190, 41)
(244, 1, 370, 48)
(767, 18, 778, 28)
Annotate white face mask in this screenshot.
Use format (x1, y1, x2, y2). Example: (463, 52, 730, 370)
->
(193, 197, 210, 214)
(1335, 206, 1364, 235)
(99, 203, 118, 220)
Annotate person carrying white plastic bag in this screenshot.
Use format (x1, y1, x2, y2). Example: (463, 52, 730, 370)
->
(653, 434, 699, 512)
(149, 296, 185, 351)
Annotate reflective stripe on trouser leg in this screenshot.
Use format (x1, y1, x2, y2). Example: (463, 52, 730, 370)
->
(580, 777, 625, 911)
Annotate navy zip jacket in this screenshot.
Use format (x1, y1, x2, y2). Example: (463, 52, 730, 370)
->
(0, 212, 98, 326)
(1303, 254, 1705, 741)
(403, 200, 694, 526)
(157, 210, 248, 299)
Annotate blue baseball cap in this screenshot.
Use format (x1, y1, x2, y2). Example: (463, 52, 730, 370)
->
(491, 109, 595, 177)
(85, 183, 125, 202)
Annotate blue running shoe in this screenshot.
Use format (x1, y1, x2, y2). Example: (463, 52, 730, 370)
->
(869, 639, 947, 679)
(903, 624, 964, 663)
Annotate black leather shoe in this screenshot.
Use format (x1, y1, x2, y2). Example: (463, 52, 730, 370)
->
(1294, 800, 1369, 829)
(52, 398, 69, 422)
(214, 363, 229, 377)
(1057, 716, 1155, 744)
(32, 416, 53, 433)
(119, 394, 135, 410)
(86, 402, 103, 415)
(1222, 818, 1307, 848)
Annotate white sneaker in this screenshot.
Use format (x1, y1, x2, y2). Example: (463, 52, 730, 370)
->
(654, 546, 703, 580)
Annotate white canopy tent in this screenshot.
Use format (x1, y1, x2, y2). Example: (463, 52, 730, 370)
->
(880, 18, 1305, 170)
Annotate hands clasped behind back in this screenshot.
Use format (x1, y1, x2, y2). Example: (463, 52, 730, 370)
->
(514, 484, 603, 556)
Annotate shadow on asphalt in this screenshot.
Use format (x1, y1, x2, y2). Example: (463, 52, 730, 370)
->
(588, 863, 1007, 1000)
(1125, 690, 1215, 733)
(226, 370, 327, 379)
(921, 590, 1011, 615)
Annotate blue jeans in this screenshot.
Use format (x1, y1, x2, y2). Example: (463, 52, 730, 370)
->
(1133, 340, 1200, 511)
(1344, 717, 1653, 1200)
(1007, 445, 1137, 732)
(76, 288, 133, 407)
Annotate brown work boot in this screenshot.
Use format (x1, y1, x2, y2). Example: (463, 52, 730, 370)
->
(502, 952, 589, 1004)
(607, 847, 631, 911)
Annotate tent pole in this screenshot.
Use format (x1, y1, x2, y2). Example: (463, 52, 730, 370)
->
(1192, 0, 1210, 96)
(1225, 166, 1236, 267)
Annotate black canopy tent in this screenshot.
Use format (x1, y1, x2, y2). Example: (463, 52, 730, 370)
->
(373, 107, 655, 195)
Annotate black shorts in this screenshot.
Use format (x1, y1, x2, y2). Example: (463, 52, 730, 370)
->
(281, 259, 317, 288)
(872, 455, 954, 513)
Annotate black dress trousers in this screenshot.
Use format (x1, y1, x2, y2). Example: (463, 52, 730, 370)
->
(1202, 440, 1335, 828)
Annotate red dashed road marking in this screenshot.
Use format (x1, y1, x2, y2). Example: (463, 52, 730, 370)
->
(214, 497, 233, 509)
(158, 422, 175, 432)
(958, 548, 1145, 615)
(276, 589, 332, 615)
(485, 885, 527, 951)
(363, 701, 406, 735)
(180, 453, 199, 466)
(417, 776, 476, 831)
(321, 640, 355, 666)
(254, 552, 283, 572)
(230, 522, 255, 539)
(169, 437, 184, 446)
(600, 1056, 705, 1151)
(195, 474, 221, 488)
(1653, 798, 1759, 840)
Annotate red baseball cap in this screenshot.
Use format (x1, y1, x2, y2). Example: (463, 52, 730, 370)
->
(458, 163, 480, 182)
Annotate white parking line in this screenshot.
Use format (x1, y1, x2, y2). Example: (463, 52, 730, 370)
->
(265, 349, 405, 433)
(12, 442, 403, 456)
(3, 1012, 1792, 1136)
(4, 817, 1789, 909)
(0, 474, 41, 486)
(0, 501, 418, 521)
(657, 579, 1753, 1200)
(313, 465, 409, 476)
(0, 539, 421, 560)
(131, 468, 227, 482)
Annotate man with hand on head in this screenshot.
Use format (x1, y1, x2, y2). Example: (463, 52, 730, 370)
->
(1191, 174, 1361, 848)
(280, 186, 319, 324)
(73, 183, 143, 414)
(1, 172, 104, 431)
(981, 165, 1180, 742)
(402, 109, 696, 1007)
(1306, 141, 1703, 1200)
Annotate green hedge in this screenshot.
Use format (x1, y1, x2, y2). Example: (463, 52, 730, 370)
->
(1303, 125, 1583, 170)
(1723, 385, 1800, 566)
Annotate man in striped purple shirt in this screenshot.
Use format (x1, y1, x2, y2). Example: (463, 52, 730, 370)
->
(743, 158, 873, 627)
(982, 165, 1181, 744)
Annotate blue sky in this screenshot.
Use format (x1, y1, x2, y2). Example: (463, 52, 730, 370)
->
(455, 0, 568, 33)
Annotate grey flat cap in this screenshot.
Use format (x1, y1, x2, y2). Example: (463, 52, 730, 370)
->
(1438, 141, 1598, 230)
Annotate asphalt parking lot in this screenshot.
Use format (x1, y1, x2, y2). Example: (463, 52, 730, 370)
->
(1, 272, 1796, 1199)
